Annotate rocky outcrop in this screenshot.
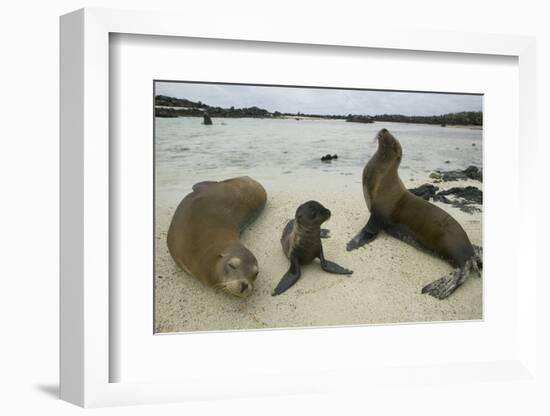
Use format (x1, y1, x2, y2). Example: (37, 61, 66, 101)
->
(408, 184, 482, 214)
(320, 154, 338, 162)
(345, 115, 374, 124)
(429, 166, 482, 182)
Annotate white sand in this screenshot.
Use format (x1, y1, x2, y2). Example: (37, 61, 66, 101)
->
(154, 171, 482, 333)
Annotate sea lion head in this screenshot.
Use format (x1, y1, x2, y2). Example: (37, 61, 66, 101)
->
(295, 200, 331, 227)
(375, 128, 402, 165)
(215, 242, 259, 298)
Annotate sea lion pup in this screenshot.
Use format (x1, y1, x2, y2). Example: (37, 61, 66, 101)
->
(272, 201, 353, 296)
(167, 176, 267, 297)
(346, 129, 482, 299)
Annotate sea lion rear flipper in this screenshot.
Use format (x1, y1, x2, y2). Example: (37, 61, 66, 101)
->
(319, 248, 353, 275)
(472, 244, 483, 272)
(271, 256, 301, 296)
(421, 257, 478, 299)
(346, 213, 383, 251)
(192, 181, 217, 192)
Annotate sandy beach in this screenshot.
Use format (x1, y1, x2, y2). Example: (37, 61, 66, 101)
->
(154, 169, 482, 333)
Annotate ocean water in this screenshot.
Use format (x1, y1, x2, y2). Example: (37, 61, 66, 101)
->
(155, 117, 482, 191)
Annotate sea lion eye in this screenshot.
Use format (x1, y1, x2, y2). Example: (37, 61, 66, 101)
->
(227, 257, 241, 269)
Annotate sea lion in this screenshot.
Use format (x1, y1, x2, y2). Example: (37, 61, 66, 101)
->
(272, 201, 353, 296)
(167, 176, 267, 297)
(347, 129, 482, 299)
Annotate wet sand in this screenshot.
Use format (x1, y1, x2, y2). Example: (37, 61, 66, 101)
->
(154, 171, 482, 333)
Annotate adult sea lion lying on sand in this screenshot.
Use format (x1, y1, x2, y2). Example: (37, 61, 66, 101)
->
(272, 201, 353, 296)
(167, 176, 267, 297)
(347, 129, 482, 299)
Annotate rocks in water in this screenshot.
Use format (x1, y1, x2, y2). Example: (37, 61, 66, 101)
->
(472, 143, 476, 146)
(321, 154, 338, 162)
(203, 113, 213, 125)
(429, 165, 482, 182)
(408, 183, 482, 214)
(444, 160, 450, 164)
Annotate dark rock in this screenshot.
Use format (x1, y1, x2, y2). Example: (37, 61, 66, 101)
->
(321, 154, 339, 162)
(437, 186, 482, 204)
(408, 183, 482, 214)
(444, 160, 450, 164)
(408, 184, 439, 200)
(203, 113, 213, 125)
(430, 165, 482, 182)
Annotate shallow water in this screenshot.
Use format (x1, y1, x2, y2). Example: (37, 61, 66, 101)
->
(155, 117, 482, 191)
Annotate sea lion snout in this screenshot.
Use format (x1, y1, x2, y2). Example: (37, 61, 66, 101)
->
(224, 278, 254, 297)
(375, 128, 402, 162)
(376, 128, 393, 143)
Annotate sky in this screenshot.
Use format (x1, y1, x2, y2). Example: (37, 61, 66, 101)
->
(155, 82, 482, 116)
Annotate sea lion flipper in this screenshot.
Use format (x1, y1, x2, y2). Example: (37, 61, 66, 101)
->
(192, 181, 217, 192)
(421, 258, 478, 299)
(271, 256, 301, 296)
(320, 228, 331, 239)
(472, 244, 483, 272)
(421, 270, 463, 299)
(320, 259, 353, 275)
(346, 214, 383, 251)
(319, 248, 353, 275)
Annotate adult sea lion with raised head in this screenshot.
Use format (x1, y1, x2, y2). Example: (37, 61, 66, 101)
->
(347, 129, 482, 299)
(272, 201, 353, 296)
(167, 176, 267, 297)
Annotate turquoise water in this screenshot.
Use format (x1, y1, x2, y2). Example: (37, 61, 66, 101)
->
(155, 117, 482, 189)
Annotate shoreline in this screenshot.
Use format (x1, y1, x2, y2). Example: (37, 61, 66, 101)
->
(154, 106, 482, 128)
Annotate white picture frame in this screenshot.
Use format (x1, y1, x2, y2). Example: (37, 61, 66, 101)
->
(60, 7, 538, 408)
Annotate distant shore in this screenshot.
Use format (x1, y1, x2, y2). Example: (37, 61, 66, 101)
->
(154, 94, 483, 127)
(156, 108, 482, 129)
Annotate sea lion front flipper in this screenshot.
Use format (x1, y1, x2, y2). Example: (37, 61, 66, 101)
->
(192, 181, 217, 192)
(271, 256, 301, 296)
(320, 228, 331, 239)
(346, 213, 383, 251)
(319, 248, 353, 275)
